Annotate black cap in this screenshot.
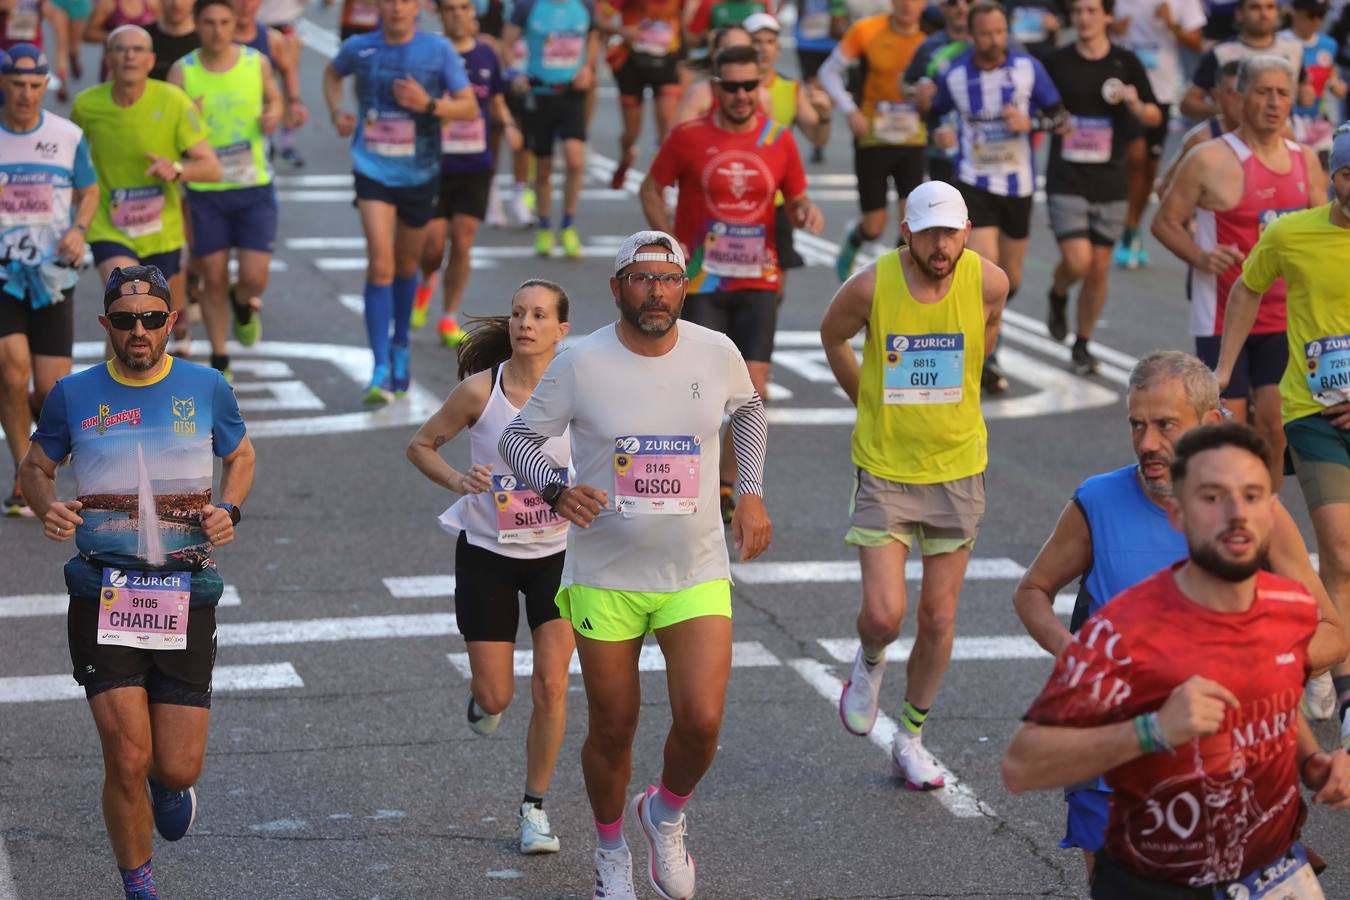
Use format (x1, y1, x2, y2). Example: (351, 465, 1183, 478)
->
(103, 265, 172, 311)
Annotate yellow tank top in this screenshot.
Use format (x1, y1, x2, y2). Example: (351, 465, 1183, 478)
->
(851, 247, 987, 484)
(767, 74, 797, 207)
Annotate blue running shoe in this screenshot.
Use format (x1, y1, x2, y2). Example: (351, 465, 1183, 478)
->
(147, 779, 197, 841)
(391, 344, 411, 397)
(835, 225, 861, 282)
(1132, 237, 1150, 268)
(1112, 240, 1135, 269)
(365, 363, 393, 405)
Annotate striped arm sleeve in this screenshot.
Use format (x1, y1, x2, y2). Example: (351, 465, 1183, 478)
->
(728, 392, 767, 498)
(498, 415, 567, 494)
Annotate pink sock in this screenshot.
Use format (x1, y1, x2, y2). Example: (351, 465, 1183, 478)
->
(648, 781, 692, 826)
(595, 815, 625, 851)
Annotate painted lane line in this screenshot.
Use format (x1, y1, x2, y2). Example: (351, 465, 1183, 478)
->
(447, 641, 779, 678)
(384, 575, 457, 598)
(0, 585, 241, 618)
(0, 663, 304, 703)
(1001, 309, 1141, 372)
(816, 636, 1051, 664)
(0, 838, 15, 900)
(787, 658, 995, 818)
(219, 613, 457, 646)
(731, 558, 1026, 583)
(999, 320, 1132, 388)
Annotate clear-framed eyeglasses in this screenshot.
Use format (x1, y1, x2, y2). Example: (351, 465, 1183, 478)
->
(620, 272, 687, 289)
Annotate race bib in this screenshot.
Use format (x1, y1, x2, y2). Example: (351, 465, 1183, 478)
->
(216, 140, 258, 184)
(634, 20, 673, 56)
(613, 434, 700, 516)
(1212, 844, 1324, 899)
(1061, 115, 1113, 164)
(1010, 6, 1048, 42)
(970, 120, 1022, 175)
(542, 33, 583, 69)
(872, 100, 920, 145)
(884, 333, 965, 404)
(0, 229, 41, 265)
(1134, 44, 1160, 71)
(1304, 335, 1350, 407)
(364, 112, 415, 157)
(491, 468, 568, 544)
(799, 10, 831, 39)
(109, 186, 165, 238)
(441, 115, 487, 154)
(96, 568, 190, 651)
(347, 0, 378, 25)
(1259, 206, 1303, 235)
(0, 172, 55, 227)
(703, 222, 765, 278)
(5, 8, 39, 40)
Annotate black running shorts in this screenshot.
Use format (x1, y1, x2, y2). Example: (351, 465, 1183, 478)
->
(454, 531, 565, 643)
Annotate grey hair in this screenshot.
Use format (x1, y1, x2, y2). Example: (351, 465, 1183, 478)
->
(106, 23, 152, 51)
(1127, 350, 1220, 417)
(1236, 54, 1296, 93)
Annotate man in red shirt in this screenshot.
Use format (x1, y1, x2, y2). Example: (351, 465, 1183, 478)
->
(638, 41, 823, 520)
(1003, 422, 1350, 899)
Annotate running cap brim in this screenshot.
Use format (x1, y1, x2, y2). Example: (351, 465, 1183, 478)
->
(0, 43, 49, 75)
(103, 265, 173, 311)
(614, 230, 687, 274)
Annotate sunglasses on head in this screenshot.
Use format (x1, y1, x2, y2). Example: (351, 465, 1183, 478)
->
(107, 310, 170, 331)
(714, 78, 760, 94)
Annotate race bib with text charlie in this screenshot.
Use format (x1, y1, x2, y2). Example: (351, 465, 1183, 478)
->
(97, 567, 190, 650)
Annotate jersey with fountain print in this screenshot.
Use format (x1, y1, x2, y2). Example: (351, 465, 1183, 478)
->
(32, 356, 246, 576)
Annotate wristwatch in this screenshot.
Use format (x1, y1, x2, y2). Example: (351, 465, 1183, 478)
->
(539, 483, 566, 510)
(425, 98, 437, 115)
(171, 161, 184, 181)
(218, 503, 242, 526)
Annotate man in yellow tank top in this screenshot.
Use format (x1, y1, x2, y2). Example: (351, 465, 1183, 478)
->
(820, 179, 1008, 789)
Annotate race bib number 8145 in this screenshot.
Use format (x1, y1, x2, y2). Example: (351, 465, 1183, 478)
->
(614, 434, 700, 516)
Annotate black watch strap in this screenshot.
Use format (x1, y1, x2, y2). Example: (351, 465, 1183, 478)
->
(219, 503, 242, 525)
(540, 483, 565, 509)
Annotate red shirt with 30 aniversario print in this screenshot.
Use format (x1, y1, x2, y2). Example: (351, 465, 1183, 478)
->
(1023, 564, 1318, 888)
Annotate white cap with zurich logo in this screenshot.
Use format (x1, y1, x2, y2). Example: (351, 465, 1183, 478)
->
(904, 181, 970, 233)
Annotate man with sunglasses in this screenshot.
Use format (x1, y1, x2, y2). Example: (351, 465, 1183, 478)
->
(639, 42, 822, 522)
(0, 44, 98, 517)
(18, 264, 255, 900)
(498, 230, 771, 900)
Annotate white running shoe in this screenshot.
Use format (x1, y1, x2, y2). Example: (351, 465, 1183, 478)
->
(466, 695, 501, 736)
(518, 803, 560, 854)
(1302, 671, 1337, 721)
(592, 845, 638, 900)
(839, 646, 885, 736)
(631, 788, 696, 900)
(890, 733, 946, 791)
(508, 191, 536, 229)
(485, 184, 508, 228)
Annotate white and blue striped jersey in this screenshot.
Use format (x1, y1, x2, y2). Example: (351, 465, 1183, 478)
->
(930, 48, 1061, 198)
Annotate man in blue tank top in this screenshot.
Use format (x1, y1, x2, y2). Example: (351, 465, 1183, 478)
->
(1013, 349, 1345, 885)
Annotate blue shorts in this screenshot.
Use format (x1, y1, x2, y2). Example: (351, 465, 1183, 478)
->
(186, 184, 278, 256)
(1060, 788, 1109, 852)
(353, 172, 439, 229)
(1194, 332, 1287, 401)
(89, 243, 183, 280)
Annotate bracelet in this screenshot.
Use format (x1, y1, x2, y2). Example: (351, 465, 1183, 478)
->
(74, 223, 87, 232)
(1145, 711, 1172, 752)
(1133, 714, 1156, 754)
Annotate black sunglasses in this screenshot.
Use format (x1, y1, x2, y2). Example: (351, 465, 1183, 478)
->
(714, 78, 760, 94)
(107, 310, 171, 331)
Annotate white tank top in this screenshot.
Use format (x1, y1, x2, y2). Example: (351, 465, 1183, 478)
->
(258, 0, 306, 26)
(438, 364, 571, 559)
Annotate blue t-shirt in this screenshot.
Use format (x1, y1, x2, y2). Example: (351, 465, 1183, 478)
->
(510, 0, 594, 88)
(794, 0, 838, 53)
(32, 357, 246, 604)
(332, 29, 472, 186)
(442, 40, 502, 175)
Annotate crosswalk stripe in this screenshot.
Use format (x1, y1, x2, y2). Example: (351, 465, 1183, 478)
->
(0, 663, 304, 703)
(731, 558, 1026, 583)
(817, 636, 1051, 664)
(384, 576, 457, 598)
(218, 613, 456, 646)
(447, 640, 780, 678)
(0, 586, 242, 618)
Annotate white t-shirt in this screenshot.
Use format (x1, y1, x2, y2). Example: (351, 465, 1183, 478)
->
(519, 321, 757, 593)
(1113, 0, 1207, 104)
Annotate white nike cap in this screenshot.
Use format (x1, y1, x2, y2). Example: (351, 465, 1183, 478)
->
(904, 181, 970, 233)
(614, 230, 686, 274)
(743, 11, 780, 32)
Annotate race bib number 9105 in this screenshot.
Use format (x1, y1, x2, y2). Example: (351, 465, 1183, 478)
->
(97, 568, 190, 650)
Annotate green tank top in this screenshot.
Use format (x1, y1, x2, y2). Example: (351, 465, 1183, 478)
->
(181, 47, 271, 191)
(710, 0, 763, 28)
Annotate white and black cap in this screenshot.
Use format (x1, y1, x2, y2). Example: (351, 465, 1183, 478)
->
(614, 230, 686, 274)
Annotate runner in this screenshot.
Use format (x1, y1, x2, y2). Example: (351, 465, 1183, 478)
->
(0, 44, 97, 516)
(233, 0, 308, 162)
(4, 0, 72, 103)
(1004, 421, 1350, 898)
(48, 0, 89, 100)
(596, 0, 685, 189)
(168, 0, 281, 380)
(1013, 349, 1346, 881)
(1280, 0, 1345, 169)
(146, 0, 200, 81)
(1107, 0, 1205, 269)
(902, 0, 969, 187)
(818, 0, 929, 281)
(685, 0, 773, 54)
(85, 0, 157, 81)
(921, 0, 1065, 394)
(670, 23, 762, 124)
(639, 42, 823, 521)
(1155, 59, 1243, 198)
(327, 0, 378, 40)
(792, 0, 846, 162)
(820, 180, 1009, 789)
(257, 0, 308, 165)
(411, 0, 522, 349)
(1003, 0, 1064, 63)
(406, 279, 574, 855)
(71, 24, 221, 348)
(322, 0, 477, 403)
(1042, 0, 1160, 375)
(497, 230, 772, 900)
(1179, 0, 1303, 120)
(1216, 124, 1350, 753)
(1151, 55, 1324, 476)
(501, 0, 600, 259)
(17, 264, 255, 900)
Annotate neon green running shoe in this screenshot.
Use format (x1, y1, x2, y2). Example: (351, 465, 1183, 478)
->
(535, 229, 555, 257)
(560, 226, 582, 259)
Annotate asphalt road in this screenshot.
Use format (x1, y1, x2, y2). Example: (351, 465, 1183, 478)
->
(1, 12, 1347, 900)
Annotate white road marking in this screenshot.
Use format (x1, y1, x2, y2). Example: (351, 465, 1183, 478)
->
(1000, 318, 1132, 388)
(0, 839, 15, 900)
(218, 613, 457, 646)
(447, 640, 780, 678)
(787, 658, 996, 819)
(0, 585, 241, 618)
(1002, 309, 1141, 373)
(384, 575, 457, 598)
(0, 663, 304, 703)
(816, 636, 1051, 664)
(232, 380, 327, 412)
(731, 558, 1026, 583)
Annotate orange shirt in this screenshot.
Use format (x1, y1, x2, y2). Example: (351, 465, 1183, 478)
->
(837, 14, 926, 146)
(601, 0, 683, 68)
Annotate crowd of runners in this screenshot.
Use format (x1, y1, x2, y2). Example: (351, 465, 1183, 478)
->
(4, 0, 1350, 895)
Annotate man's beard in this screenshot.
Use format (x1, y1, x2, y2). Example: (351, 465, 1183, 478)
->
(1137, 454, 1173, 496)
(912, 251, 955, 280)
(619, 293, 681, 337)
(115, 336, 167, 371)
(1187, 535, 1268, 582)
